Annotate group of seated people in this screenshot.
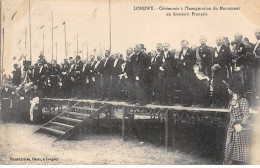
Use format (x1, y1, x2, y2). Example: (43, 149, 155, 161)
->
(2, 30, 260, 120)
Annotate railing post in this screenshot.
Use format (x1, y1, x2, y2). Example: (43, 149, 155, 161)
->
(165, 110, 169, 151)
(122, 106, 126, 141)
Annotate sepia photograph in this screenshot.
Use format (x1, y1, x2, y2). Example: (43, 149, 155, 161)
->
(0, 0, 260, 166)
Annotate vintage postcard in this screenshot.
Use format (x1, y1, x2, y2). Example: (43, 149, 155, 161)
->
(0, 0, 260, 166)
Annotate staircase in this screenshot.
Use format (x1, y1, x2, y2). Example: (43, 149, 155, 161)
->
(34, 101, 110, 142)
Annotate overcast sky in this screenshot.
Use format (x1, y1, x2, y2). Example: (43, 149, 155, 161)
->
(1, 0, 260, 74)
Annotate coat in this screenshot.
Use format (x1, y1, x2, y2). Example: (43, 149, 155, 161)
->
(224, 97, 250, 164)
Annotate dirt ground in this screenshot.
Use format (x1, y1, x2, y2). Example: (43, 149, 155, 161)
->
(0, 122, 212, 165)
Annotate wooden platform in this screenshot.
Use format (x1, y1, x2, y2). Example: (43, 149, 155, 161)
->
(43, 98, 258, 114)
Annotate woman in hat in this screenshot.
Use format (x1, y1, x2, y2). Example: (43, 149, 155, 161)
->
(223, 80, 250, 165)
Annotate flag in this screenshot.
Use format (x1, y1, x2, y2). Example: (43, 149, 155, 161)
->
(62, 21, 66, 25)
(18, 55, 25, 61)
(92, 8, 98, 19)
(53, 26, 58, 30)
(11, 11, 17, 20)
(13, 56, 16, 60)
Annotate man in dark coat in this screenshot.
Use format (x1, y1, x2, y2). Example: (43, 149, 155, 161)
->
(49, 60, 61, 98)
(1, 83, 13, 123)
(68, 57, 76, 98)
(73, 55, 84, 99)
(93, 54, 104, 100)
(158, 42, 176, 105)
(252, 29, 260, 107)
(211, 36, 232, 107)
(132, 44, 147, 106)
(60, 58, 71, 98)
(111, 52, 124, 101)
(231, 33, 247, 86)
(87, 55, 97, 99)
(12, 64, 22, 87)
(178, 40, 196, 106)
(101, 50, 114, 100)
(122, 47, 136, 104)
(34, 62, 47, 91)
(195, 35, 213, 107)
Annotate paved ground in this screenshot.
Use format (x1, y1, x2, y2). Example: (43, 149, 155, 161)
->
(0, 123, 211, 165)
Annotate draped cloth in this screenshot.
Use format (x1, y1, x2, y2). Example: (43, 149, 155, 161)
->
(30, 97, 39, 122)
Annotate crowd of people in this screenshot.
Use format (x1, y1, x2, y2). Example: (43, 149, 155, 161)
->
(1, 31, 259, 165)
(1, 30, 260, 114)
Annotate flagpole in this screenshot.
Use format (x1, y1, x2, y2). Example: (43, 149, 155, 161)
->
(51, 10, 53, 60)
(2, 13, 4, 84)
(77, 33, 78, 55)
(0, 2, 2, 87)
(86, 41, 88, 61)
(29, 0, 32, 62)
(63, 22, 67, 58)
(25, 28, 27, 59)
(43, 33, 44, 55)
(56, 42, 57, 61)
(109, 0, 111, 52)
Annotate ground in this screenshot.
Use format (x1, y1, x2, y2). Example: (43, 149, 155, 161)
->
(0, 123, 211, 165)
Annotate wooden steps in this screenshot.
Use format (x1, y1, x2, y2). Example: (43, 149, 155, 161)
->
(34, 102, 110, 142)
(41, 127, 66, 135)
